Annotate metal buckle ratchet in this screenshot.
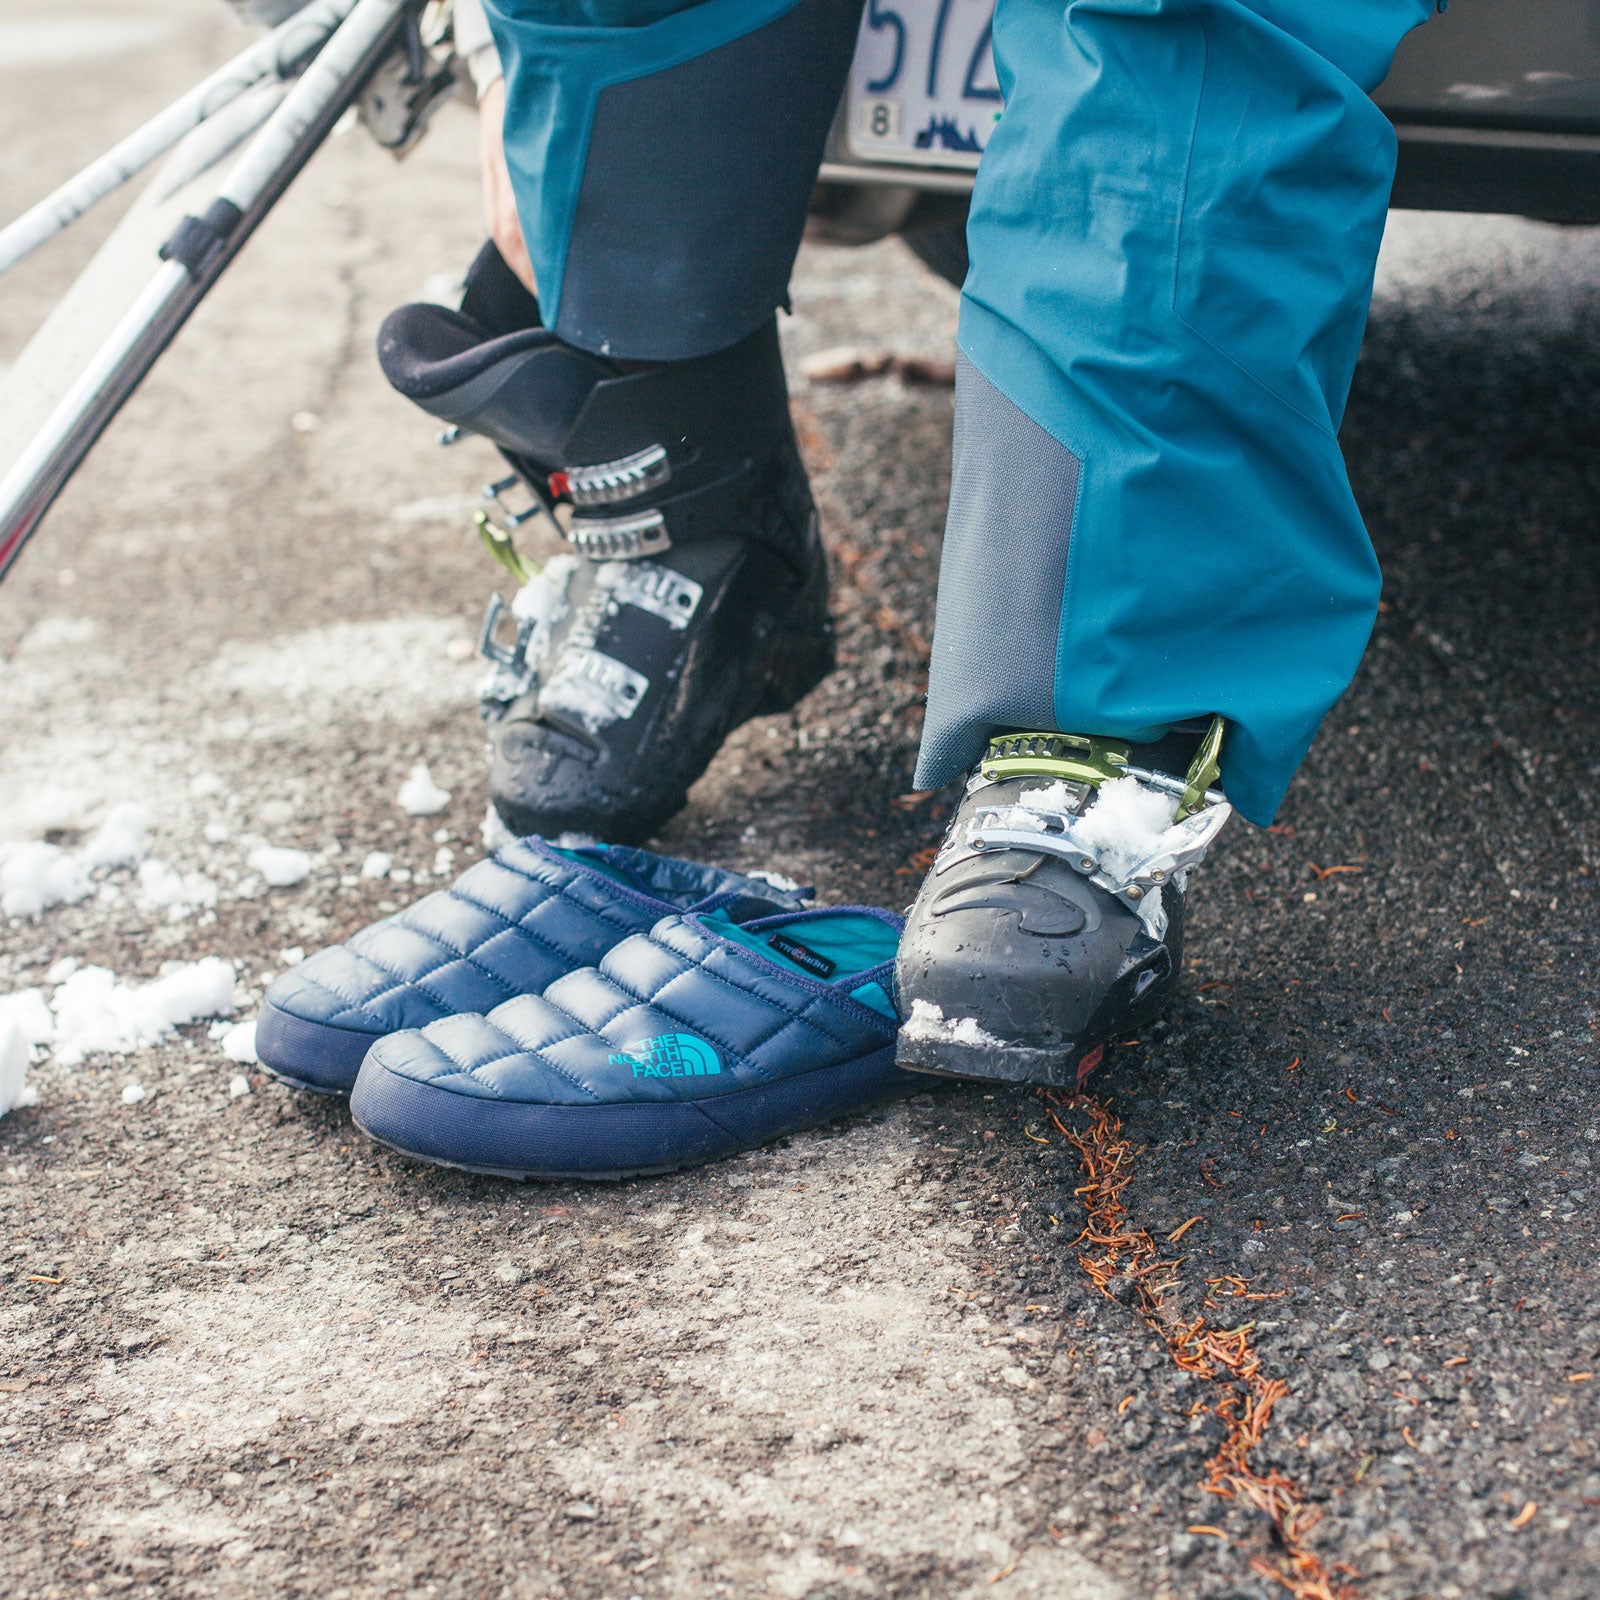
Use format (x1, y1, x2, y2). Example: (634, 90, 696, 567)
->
(566, 507, 671, 561)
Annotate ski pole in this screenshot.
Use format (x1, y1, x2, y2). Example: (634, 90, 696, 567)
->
(0, 0, 414, 584)
(0, 0, 359, 280)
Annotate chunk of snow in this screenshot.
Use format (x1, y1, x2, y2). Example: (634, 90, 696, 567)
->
(203, 822, 231, 844)
(121, 1082, 146, 1105)
(220, 1019, 258, 1064)
(480, 806, 515, 855)
(228, 1074, 251, 1098)
(137, 860, 184, 906)
(1070, 776, 1178, 883)
(0, 1020, 36, 1117)
(539, 666, 629, 735)
(189, 771, 226, 798)
(45, 958, 78, 986)
(433, 846, 455, 875)
(901, 999, 1004, 1049)
(397, 763, 451, 816)
(277, 947, 304, 967)
(1017, 779, 1080, 813)
(30, 787, 84, 831)
(0, 988, 55, 1047)
(50, 958, 240, 1067)
(510, 554, 578, 626)
(746, 869, 803, 894)
(359, 851, 392, 879)
(80, 803, 150, 870)
(247, 846, 311, 888)
(551, 831, 598, 849)
(137, 859, 219, 917)
(1, 841, 90, 918)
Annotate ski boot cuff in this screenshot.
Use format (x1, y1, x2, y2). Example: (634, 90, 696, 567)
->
(378, 300, 811, 572)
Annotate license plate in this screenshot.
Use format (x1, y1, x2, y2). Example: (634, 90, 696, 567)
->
(848, 0, 1002, 170)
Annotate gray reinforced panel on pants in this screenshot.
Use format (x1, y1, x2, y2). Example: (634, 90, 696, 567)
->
(913, 352, 1080, 790)
(555, 0, 865, 362)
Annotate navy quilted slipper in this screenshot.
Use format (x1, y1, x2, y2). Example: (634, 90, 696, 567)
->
(256, 839, 809, 1095)
(349, 906, 913, 1179)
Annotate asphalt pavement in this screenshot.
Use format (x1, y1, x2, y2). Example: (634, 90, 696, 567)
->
(2, 7, 1599, 1598)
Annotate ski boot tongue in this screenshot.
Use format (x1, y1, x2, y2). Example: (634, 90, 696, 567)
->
(895, 721, 1232, 1088)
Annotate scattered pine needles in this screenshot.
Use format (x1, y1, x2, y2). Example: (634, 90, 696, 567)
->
(1044, 1089, 1355, 1600)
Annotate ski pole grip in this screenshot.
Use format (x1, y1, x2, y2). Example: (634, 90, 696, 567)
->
(158, 198, 246, 278)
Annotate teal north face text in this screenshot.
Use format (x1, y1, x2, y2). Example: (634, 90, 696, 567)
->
(609, 1033, 722, 1078)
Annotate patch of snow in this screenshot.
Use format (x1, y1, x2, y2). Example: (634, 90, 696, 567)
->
(746, 869, 802, 894)
(79, 803, 150, 871)
(397, 763, 451, 817)
(537, 668, 622, 735)
(137, 859, 219, 918)
(50, 958, 240, 1067)
(433, 846, 455, 876)
(997, 808, 1048, 832)
(551, 831, 598, 850)
(900, 999, 1005, 1049)
(30, 786, 85, 831)
(247, 846, 311, 888)
(121, 1082, 146, 1105)
(359, 851, 392, 880)
(388, 493, 481, 524)
(1, 841, 90, 918)
(220, 1020, 258, 1065)
(209, 618, 478, 722)
(1072, 776, 1178, 882)
(1017, 779, 1080, 813)
(189, 771, 226, 798)
(45, 958, 78, 985)
(0, 988, 55, 1047)
(20, 615, 99, 652)
(510, 554, 578, 626)
(277, 947, 304, 968)
(203, 822, 231, 844)
(481, 806, 515, 854)
(228, 1074, 251, 1098)
(0, 1020, 38, 1117)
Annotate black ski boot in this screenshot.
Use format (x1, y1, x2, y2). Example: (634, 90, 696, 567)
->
(377, 244, 833, 843)
(895, 721, 1232, 1087)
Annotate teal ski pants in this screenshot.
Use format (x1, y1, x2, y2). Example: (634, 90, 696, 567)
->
(480, 0, 1438, 823)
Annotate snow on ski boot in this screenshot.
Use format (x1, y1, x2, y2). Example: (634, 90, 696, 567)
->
(895, 720, 1232, 1087)
(377, 243, 833, 844)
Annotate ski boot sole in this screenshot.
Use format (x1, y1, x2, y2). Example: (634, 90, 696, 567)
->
(895, 1033, 1108, 1089)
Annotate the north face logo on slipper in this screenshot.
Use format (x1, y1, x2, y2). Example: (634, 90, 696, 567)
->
(609, 1032, 721, 1078)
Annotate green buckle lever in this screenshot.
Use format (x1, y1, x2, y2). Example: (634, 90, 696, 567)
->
(981, 717, 1227, 817)
(1175, 716, 1224, 820)
(475, 510, 535, 586)
(981, 731, 1131, 788)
